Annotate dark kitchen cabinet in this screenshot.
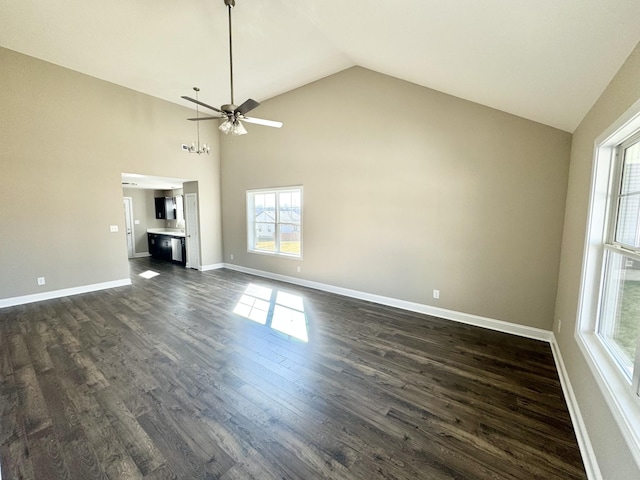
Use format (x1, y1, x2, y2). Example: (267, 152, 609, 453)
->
(154, 198, 165, 219)
(159, 236, 172, 261)
(148, 233, 157, 257)
(148, 233, 166, 259)
(154, 197, 176, 220)
(148, 233, 185, 266)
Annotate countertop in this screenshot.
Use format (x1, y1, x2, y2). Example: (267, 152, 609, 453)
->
(146, 228, 185, 238)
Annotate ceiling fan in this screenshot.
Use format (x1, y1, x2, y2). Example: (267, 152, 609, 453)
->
(181, 0, 282, 136)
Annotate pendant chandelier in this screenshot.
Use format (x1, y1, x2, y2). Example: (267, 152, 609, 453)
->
(186, 87, 211, 154)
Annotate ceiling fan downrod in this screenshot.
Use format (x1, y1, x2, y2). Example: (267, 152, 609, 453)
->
(225, 0, 235, 108)
(180, 0, 282, 135)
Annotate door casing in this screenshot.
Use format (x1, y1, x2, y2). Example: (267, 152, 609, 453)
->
(184, 193, 200, 269)
(123, 197, 135, 258)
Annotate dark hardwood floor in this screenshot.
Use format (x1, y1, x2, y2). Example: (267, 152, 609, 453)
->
(0, 258, 586, 479)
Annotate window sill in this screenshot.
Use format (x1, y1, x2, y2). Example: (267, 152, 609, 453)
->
(576, 330, 640, 466)
(247, 249, 302, 260)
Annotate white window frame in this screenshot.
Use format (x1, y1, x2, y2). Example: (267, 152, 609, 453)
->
(578, 99, 640, 467)
(246, 186, 303, 258)
(599, 132, 640, 386)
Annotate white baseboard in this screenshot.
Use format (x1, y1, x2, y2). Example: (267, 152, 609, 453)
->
(134, 252, 151, 258)
(550, 335, 603, 480)
(222, 263, 551, 342)
(200, 263, 225, 272)
(220, 263, 599, 478)
(0, 279, 132, 308)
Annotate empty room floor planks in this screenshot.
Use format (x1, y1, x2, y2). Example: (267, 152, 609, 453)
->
(0, 257, 587, 479)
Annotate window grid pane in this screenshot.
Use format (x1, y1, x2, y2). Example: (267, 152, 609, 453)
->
(620, 142, 640, 195)
(616, 142, 640, 248)
(247, 187, 302, 258)
(615, 193, 640, 247)
(278, 224, 301, 255)
(599, 250, 640, 379)
(255, 222, 276, 252)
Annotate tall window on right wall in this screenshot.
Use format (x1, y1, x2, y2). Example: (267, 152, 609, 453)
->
(580, 105, 640, 466)
(600, 132, 640, 393)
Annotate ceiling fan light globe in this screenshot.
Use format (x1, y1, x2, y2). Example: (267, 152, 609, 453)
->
(219, 119, 233, 134)
(232, 120, 248, 136)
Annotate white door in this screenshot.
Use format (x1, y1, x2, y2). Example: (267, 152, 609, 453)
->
(184, 193, 200, 269)
(123, 197, 135, 258)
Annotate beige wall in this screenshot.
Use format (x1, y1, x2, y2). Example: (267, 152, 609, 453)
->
(122, 188, 165, 255)
(220, 67, 571, 330)
(0, 47, 222, 299)
(554, 42, 640, 479)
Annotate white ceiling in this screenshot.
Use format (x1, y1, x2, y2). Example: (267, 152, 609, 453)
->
(2, 0, 640, 132)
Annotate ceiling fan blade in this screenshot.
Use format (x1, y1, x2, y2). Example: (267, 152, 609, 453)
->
(236, 98, 260, 115)
(187, 116, 224, 121)
(242, 116, 283, 128)
(181, 95, 223, 113)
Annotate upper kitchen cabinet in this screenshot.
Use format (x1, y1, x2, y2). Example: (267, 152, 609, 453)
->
(154, 197, 176, 220)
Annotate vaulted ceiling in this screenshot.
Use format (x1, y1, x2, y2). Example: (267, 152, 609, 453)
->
(3, 0, 640, 132)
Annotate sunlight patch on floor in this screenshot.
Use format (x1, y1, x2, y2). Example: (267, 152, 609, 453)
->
(233, 284, 272, 325)
(139, 270, 160, 279)
(233, 284, 308, 342)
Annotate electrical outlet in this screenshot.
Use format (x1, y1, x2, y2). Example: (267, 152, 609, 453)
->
(557, 319, 562, 333)
(433, 289, 440, 299)
(109, 225, 118, 232)
(37, 277, 45, 286)
(230, 254, 234, 260)
(297, 266, 301, 273)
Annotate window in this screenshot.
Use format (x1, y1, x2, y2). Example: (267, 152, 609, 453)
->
(599, 133, 640, 391)
(579, 107, 640, 463)
(247, 187, 302, 257)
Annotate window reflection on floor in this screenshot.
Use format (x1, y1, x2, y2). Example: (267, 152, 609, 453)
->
(233, 284, 308, 342)
(233, 284, 271, 325)
(139, 270, 160, 279)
